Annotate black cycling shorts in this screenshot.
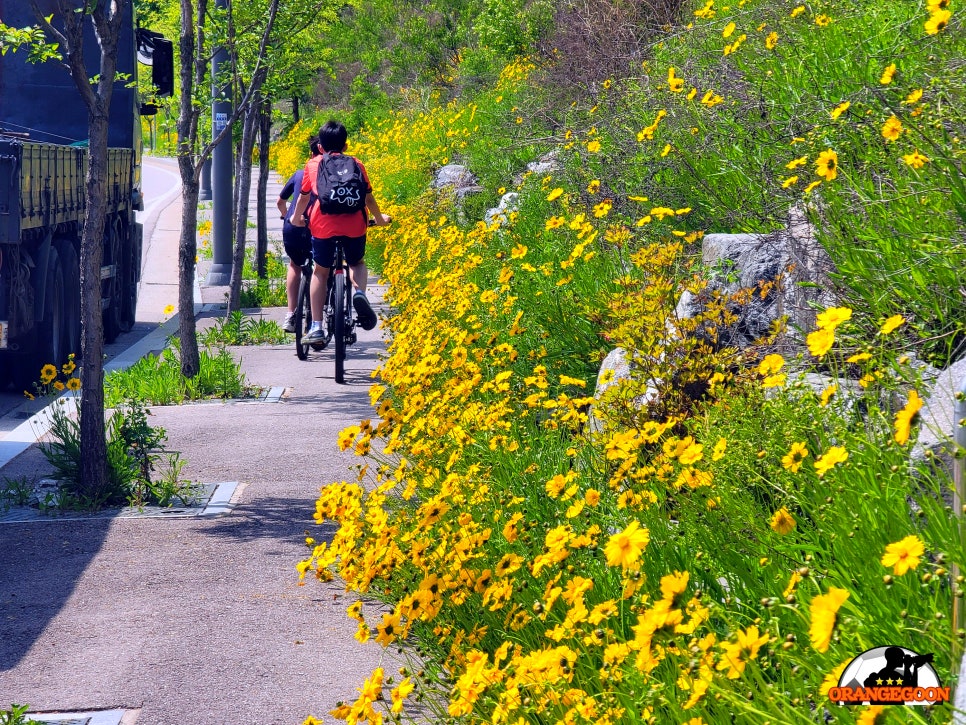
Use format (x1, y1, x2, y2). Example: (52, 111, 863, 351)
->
(311, 234, 366, 268)
(282, 223, 312, 266)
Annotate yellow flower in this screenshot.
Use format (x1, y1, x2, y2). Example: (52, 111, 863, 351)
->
(928, 0, 950, 9)
(815, 306, 852, 331)
(803, 180, 822, 194)
(40, 363, 57, 384)
(925, 9, 951, 35)
(546, 188, 564, 201)
(66, 377, 81, 391)
(587, 140, 602, 153)
(786, 155, 807, 170)
(881, 534, 925, 575)
(819, 384, 837, 407)
(587, 179, 600, 194)
(903, 88, 923, 105)
(163, 304, 175, 316)
(814, 446, 848, 477)
(770, 507, 796, 535)
(790, 5, 805, 18)
(881, 115, 903, 142)
(765, 31, 778, 49)
(903, 150, 930, 169)
(762, 373, 786, 388)
(712, 438, 727, 461)
(809, 587, 849, 652)
(846, 352, 871, 363)
(782, 176, 799, 188)
(820, 661, 849, 697)
(604, 519, 650, 570)
(52, 379, 65, 390)
(717, 625, 769, 678)
(667, 67, 684, 93)
(694, 0, 715, 19)
(856, 706, 887, 725)
(722, 21, 736, 37)
(374, 611, 402, 647)
(781, 442, 808, 472)
(510, 243, 528, 259)
(390, 677, 415, 715)
(830, 101, 850, 120)
(757, 354, 784, 375)
(593, 200, 612, 218)
(700, 90, 723, 107)
(814, 149, 838, 181)
(815, 14, 831, 26)
(806, 327, 835, 357)
(880, 63, 896, 85)
(879, 314, 905, 334)
(893, 389, 923, 445)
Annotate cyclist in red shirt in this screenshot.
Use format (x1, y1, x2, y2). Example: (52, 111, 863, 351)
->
(291, 120, 390, 341)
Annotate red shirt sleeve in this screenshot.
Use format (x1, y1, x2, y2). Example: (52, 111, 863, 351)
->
(300, 156, 319, 195)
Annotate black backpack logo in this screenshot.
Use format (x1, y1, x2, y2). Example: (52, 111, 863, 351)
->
(316, 153, 366, 214)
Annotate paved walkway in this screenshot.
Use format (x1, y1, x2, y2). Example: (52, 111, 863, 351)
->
(0, 162, 391, 723)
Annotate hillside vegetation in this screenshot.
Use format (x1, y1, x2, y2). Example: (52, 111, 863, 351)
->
(282, 0, 966, 722)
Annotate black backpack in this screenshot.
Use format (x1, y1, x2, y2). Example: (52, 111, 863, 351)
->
(315, 153, 367, 215)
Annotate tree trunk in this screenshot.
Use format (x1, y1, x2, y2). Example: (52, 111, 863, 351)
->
(226, 100, 260, 312)
(178, 159, 202, 377)
(38, 0, 124, 503)
(291, 96, 299, 123)
(175, 0, 203, 378)
(255, 93, 271, 279)
(78, 109, 110, 501)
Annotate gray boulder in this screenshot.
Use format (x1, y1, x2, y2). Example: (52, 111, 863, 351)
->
(588, 347, 660, 435)
(432, 164, 483, 198)
(513, 150, 562, 186)
(913, 356, 966, 474)
(676, 207, 837, 349)
(484, 192, 520, 225)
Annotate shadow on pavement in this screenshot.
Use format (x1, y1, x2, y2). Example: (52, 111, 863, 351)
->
(0, 519, 112, 670)
(198, 495, 338, 545)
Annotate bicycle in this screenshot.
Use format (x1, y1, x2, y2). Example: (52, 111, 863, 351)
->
(294, 219, 381, 382)
(327, 235, 359, 384)
(292, 256, 324, 361)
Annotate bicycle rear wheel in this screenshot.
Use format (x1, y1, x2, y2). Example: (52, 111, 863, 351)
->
(294, 271, 312, 360)
(333, 272, 347, 383)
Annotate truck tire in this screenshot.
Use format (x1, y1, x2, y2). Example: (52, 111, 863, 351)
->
(118, 224, 138, 333)
(55, 238, 82, 358)
(103, 219, 123, 343)
(12, 246, 66, 391)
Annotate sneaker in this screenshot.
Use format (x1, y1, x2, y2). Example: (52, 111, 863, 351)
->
(353, 292, 378, 331)
(303, 326, 327, 344)
(282, 312, 297, 334)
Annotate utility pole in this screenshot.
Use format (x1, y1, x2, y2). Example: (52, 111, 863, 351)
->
(206, 0, 232, 285)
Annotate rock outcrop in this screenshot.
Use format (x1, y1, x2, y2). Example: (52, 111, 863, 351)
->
(676, 207, 837, 349)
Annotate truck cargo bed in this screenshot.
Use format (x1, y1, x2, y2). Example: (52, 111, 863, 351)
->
(0, 138, 133, 244)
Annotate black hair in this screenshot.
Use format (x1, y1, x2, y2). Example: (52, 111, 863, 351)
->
(308, 138, 322, 156)
(318, 120, 348, 153)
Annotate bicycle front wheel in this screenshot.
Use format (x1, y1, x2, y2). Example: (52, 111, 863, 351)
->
(294, 271, 312, 360)
(333, 272, 347, 383)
